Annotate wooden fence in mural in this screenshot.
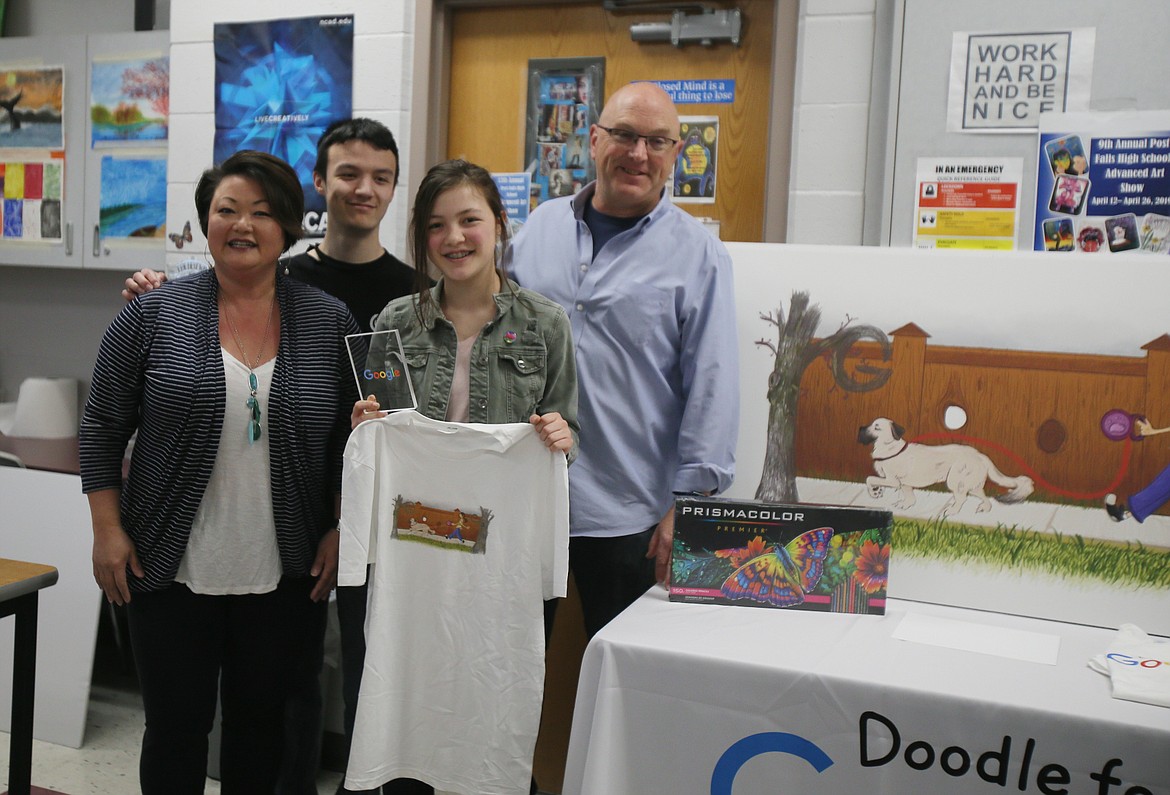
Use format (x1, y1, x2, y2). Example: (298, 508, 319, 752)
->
(791, 324, 1170, 511)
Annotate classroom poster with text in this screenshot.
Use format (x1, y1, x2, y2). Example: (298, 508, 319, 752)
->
(947, 29, 1094, 133)
(915, 157, 1022, 249)
(213, 15, 353, 237)
(1034, 111, 1170, 254)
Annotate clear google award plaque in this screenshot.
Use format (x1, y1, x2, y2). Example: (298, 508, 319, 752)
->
(344, 328, 417, 413)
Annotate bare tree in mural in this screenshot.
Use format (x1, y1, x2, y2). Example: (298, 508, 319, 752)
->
(755, 291, 892, 502)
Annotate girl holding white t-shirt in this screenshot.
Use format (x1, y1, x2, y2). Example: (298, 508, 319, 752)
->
(348, 160, 577, 795)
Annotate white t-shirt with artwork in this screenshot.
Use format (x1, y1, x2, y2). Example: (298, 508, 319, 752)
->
(338, 410, 569, 795)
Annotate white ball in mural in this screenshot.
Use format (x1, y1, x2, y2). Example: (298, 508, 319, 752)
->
(943, 405, 968, 430)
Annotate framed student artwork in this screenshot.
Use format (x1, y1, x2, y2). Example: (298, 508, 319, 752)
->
(0, 65, 64, 149)
(524, 57, 603, 208)
(674, 116, 719, 203)
(90, 54, 169, 146)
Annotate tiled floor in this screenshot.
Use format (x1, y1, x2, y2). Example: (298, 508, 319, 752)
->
(0, 619, 343, 795)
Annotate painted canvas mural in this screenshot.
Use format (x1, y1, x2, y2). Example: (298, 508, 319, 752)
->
(725, 243, 1170, 635)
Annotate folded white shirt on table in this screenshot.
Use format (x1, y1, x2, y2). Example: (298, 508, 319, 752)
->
(1088, 623, 1170, 708)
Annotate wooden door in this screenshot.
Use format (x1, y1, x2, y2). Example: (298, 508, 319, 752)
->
(446, 1, 776, 242)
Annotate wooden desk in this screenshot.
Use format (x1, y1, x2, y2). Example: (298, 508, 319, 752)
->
(0, 559, 59, 795)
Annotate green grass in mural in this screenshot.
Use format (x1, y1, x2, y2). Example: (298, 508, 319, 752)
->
(894, 516, 1170, 589)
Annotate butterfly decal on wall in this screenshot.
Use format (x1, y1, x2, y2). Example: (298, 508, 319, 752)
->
(720, 527, 834, 607)
(169, 220, 193, 249)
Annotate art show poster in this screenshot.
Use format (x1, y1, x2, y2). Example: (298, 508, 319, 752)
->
(0, 65, 65, 149)
(524, 58, 603, 208)
(91, 53, 169, 146)
(213, 15, 354, 237)
(1, 156, 64, 242)
(490, 172, 530, 240)
(914, 157, 1022, 249)
(947, 29, 1094, 133)
(674, 116, 717, 204)
(1034, 111, 1170, 254)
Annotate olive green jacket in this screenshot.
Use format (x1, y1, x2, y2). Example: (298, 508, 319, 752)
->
(369, 278, 579, 461)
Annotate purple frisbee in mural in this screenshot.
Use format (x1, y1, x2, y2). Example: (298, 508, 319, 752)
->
(1100, 409, 1144, 442)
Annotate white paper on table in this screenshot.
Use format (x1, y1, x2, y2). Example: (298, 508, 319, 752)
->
(893, 612, 1061, 665)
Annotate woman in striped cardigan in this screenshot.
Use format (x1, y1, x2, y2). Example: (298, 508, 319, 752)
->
(80, 150, 358, 794)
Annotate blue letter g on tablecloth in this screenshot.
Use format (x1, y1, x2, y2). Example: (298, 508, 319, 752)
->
(711, 732, 834, 794)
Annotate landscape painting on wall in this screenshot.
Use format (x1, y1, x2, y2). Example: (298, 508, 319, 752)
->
(725, 243, 1170, 636)
(0, 65, 64, 149)
(90, 54, 169, 145)
(99, 156, 166, 239)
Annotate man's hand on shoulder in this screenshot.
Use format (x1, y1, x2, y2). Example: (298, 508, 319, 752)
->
(122, 268, 166, 301)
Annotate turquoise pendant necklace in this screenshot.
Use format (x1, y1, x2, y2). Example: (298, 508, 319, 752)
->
(222, 290, 276, 445)
(246, 371, 261, 444)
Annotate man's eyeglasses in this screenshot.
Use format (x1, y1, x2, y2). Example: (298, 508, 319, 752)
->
(597, 125, 678, 154)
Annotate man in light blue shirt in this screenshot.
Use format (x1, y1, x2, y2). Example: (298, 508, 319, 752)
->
(508, 81, 739, 637)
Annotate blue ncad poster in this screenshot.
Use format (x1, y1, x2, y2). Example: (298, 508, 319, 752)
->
(214, 15, 354, 237)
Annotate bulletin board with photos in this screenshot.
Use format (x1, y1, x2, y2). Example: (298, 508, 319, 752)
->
(524, 57, 603, 210)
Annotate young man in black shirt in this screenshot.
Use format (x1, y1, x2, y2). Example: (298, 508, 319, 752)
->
(284, 118, 417, 333)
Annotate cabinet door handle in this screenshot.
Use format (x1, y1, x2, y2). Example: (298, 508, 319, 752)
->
(65, 223, 74, 256)
(93, 225, 101, 257)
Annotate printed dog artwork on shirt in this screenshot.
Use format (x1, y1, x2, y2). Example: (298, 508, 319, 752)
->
(726, 244, 1170, 636)
(392, 496, 491, 554)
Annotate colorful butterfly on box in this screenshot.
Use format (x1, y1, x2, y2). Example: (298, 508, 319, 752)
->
(169, 220, 193, 249)
(719, 527, 834, 607)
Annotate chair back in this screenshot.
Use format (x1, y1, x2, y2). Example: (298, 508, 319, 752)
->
(0, 450, 26, 467)
(10, 377, 80, 438)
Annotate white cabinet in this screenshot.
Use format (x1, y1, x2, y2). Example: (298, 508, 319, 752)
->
(0, 30, 168, 270)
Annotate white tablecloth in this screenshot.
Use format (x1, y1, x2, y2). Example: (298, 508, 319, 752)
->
(564, 588, 1170, 795)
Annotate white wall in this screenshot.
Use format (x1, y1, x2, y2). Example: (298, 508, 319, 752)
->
(786, 0, 879, 245)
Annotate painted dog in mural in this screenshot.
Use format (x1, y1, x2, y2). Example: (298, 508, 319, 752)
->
(858, 417, 1034, 515)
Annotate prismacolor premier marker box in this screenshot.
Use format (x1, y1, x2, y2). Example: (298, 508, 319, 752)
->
(669, 496, 893, 614)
